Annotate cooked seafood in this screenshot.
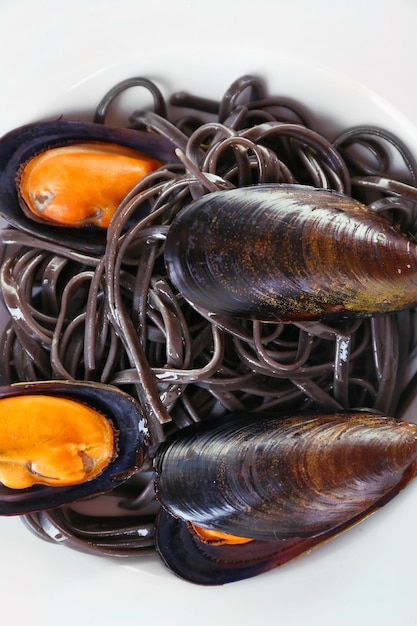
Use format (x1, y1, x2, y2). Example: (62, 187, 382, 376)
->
(0, 120, 176, 253)
(165, 184, 417, 321)
(154, 411, 417, 539)
(155, 456, 413, 586)
(0, 394, 115, 489)
(19, 142, 161, 228)
(9, 407, 417, 585)
(0, 381, 148, 515)
(0, 74, 417, 586)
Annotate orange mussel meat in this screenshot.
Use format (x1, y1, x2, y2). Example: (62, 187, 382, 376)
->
(0, 382, 147, 515)
(18, 143, 161, 228)
(0, 120, 177, 252)
(190, 524, 253, 546)
(0, 395, 115, 489)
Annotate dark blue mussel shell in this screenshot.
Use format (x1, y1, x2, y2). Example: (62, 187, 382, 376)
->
(153, 412, 417, 539)
(164, 184, 417, 322)
(0, 380, 149, 515)
(155, 461, 417, 585)
(153, 411, 417, 584)
(0, 120, 177, 254)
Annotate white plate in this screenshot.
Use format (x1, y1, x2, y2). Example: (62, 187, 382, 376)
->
(1, 1, 417, 624)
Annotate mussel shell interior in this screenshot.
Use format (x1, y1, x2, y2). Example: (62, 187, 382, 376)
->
(0, 120, 176, 254)
(0, 381, 148, 515)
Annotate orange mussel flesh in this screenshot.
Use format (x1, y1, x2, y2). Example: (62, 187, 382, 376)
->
(0, 395, 115, 489)
(19, 142, 161, 228)
(190, 524, 253, 545)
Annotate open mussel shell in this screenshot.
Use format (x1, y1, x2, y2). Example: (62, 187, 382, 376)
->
(154, 412, 417, 540)
(0, 381, 148, 515)
(0, 120, 176, 254)
(164, 184, 417, 322)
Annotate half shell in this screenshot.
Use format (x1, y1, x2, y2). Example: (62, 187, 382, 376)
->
(0, 381, 148, 515)
(0, 120, 176, 254)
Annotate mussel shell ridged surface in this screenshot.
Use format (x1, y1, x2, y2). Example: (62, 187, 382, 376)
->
(154, 412, 417, 540)
(0, 120, 176, 254)
(155, 450, 416, 587)
(164, 184, 417, 321)
(0, 381, 148, 515)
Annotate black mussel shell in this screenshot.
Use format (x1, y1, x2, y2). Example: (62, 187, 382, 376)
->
(153, 411, 417, 540)
(155, 459, 416, 585)
(0, 381, 148, 515)
(155, 508, 321, 585)
(0, 120, 177, 254)
(164, 184, 417, 321)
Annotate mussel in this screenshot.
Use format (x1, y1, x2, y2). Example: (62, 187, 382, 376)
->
(0, 394, 115, 489)
(164, 184, 417, 322)
(154, 411, 417, 538)
(0, 381, 148, 515)
(155, 493, 403, 586)
(153, 411, 417, 583)
(0, 120, 177, 253)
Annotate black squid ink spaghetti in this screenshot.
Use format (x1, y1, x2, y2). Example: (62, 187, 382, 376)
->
(0, 75, 417, 584)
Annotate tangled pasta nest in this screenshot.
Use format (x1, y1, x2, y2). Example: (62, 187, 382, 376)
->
(1, 74, 417, 554)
